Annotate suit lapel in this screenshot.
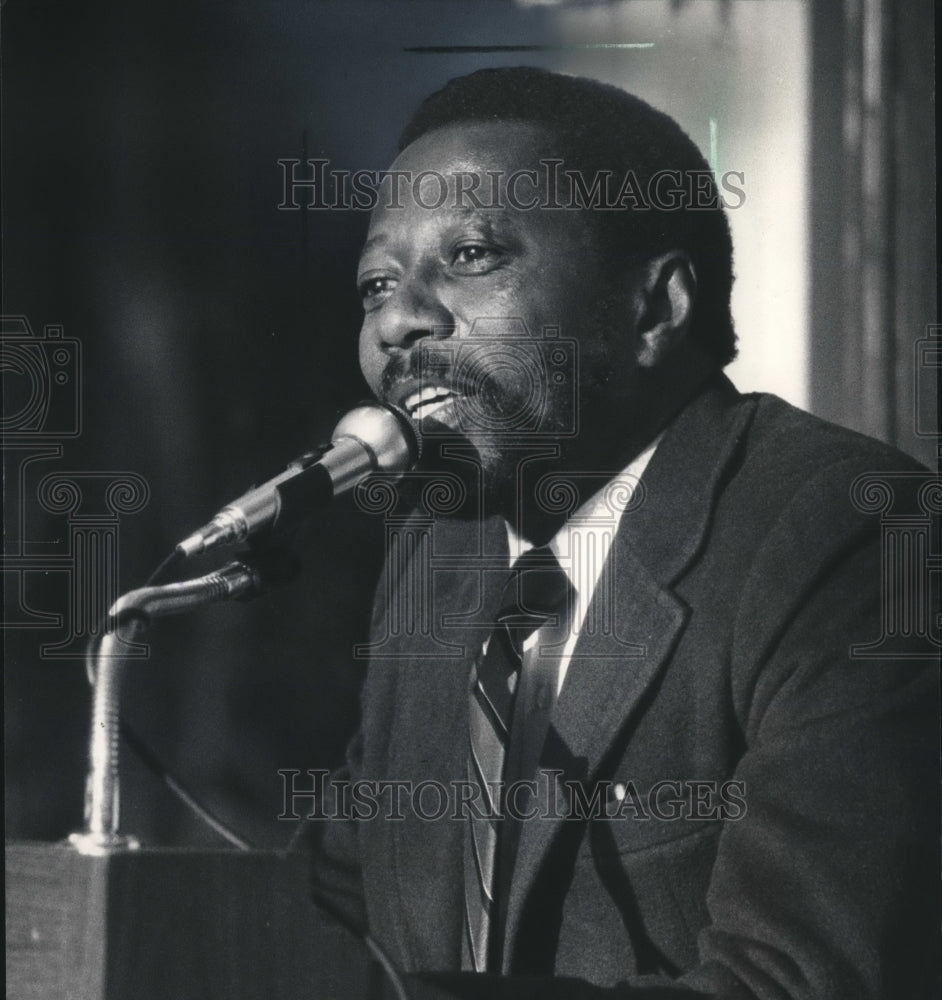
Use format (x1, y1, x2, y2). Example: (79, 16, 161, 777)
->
(385, 515, 508, 970)
(501, 540, 688, 965)
(502, 374, 757, 964)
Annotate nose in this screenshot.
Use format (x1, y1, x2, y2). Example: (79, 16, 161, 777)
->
(370, 274, 455, 351)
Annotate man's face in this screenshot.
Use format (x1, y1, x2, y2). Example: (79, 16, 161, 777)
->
(357, 121, 644, 507)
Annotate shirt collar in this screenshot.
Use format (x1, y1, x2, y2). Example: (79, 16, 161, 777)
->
(505, 435, 661, 600)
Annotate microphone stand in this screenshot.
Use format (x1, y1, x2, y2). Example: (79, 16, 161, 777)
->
(15, 538, 416, 998)
(68, 559, 270, 856)
(65, 401, 418, 855)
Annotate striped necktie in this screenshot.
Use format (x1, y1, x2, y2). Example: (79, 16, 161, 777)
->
(463, 546, 569, 972)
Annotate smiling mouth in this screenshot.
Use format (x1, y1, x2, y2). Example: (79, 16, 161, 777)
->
(402, 385, 462, 422)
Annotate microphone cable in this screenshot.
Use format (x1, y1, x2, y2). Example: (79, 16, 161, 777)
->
(117, 716, 254, 850)
(143, 545, 186, 587)
(306, 879, 413, 1000)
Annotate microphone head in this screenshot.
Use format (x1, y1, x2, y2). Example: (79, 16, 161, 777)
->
(330, 402, 420, 475)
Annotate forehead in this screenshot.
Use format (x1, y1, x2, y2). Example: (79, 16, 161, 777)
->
(364, 120, 598, 248)
(390, 120, 554, 176)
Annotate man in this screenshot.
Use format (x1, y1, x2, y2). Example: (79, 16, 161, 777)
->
(308, 67, 937, 999)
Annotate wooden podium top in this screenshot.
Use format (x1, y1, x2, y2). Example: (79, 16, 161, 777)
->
(6, 841, 381, 1000)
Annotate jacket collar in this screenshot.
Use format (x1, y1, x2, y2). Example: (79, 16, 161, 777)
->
(502, 373, 756, 965)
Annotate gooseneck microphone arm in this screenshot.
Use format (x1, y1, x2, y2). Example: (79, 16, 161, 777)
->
(70, 557, 290, 855)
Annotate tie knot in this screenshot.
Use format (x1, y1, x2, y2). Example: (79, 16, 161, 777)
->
(497, 547, 570, 636)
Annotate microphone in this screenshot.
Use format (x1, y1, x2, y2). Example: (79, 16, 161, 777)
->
(176, 402, 418, 558)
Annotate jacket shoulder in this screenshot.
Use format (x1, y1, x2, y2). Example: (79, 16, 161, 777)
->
(740, 392, 926, 480)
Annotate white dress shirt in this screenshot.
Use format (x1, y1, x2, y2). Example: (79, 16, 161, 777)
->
(505, 437, 660, 695)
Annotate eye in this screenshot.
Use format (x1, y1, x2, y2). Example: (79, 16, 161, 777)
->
(452, 243, 500, 274)
(357, 274, 396, 309)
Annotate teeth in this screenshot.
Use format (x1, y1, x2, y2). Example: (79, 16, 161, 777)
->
(403, 385, 454, 416)
(413, 397, 455, 421)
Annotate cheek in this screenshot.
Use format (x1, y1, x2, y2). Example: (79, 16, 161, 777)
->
(526, 283, 587, 340)
(358, 327, 382, 389)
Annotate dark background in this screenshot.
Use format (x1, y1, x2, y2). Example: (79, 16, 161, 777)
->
(3, 0, 935, 849)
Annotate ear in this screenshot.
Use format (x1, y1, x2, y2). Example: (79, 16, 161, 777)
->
(632, 251, 697, 368)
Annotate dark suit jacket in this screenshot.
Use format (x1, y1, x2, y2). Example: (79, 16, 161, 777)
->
(309, 375, 939, 999)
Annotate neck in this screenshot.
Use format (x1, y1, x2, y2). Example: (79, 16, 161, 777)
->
(504, 350, 719, 543)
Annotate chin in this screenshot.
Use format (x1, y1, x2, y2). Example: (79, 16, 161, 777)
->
(398, 429, 525, 522)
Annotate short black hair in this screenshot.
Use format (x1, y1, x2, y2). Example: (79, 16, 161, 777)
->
(399, 66, 737, 366)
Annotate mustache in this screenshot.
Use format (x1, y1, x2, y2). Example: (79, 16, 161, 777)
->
(379, 345, 493, 400)
(379, 352, 416, 397)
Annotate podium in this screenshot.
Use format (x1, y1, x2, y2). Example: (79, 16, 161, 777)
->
(5, 841, 383, 999)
